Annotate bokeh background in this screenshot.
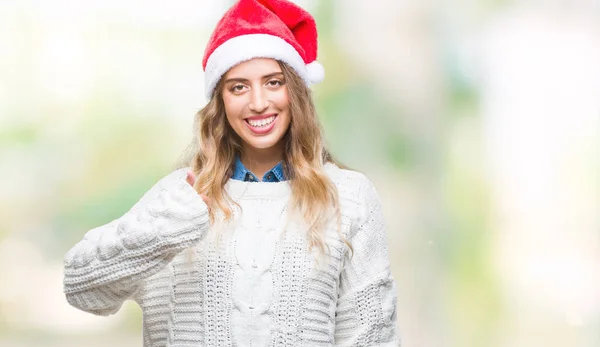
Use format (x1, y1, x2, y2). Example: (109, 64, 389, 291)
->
(1, 0, 599, 346)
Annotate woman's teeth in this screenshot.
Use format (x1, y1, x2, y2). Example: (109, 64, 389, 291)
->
(247, 115, 275, 127)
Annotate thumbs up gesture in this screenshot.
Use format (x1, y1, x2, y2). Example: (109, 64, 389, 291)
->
(186, 170, 212, 212)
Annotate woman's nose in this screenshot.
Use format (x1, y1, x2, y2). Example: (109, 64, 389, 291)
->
(248, 87, 269, 113)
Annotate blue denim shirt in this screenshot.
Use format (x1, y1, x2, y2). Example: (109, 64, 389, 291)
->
(231, 156, 287, 182)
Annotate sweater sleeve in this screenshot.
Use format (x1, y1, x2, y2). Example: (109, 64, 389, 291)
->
(334, 174, 401, 346)
(63, 168, 210, 316)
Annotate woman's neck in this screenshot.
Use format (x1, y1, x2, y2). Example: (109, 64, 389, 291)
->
(240, 145, 284, 180)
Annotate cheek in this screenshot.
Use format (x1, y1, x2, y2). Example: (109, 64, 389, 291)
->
(223, 96, 244, 123)
(277, 92, 291, 122)
(275, 90, 290, 110)
(278, 88, 290, 108)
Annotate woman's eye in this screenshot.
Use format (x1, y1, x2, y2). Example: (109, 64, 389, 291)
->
(267, 79, 283, 87)
(231, 84, 246, 92)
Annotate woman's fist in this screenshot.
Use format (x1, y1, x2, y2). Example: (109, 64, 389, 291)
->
(186, 170, 212, 211)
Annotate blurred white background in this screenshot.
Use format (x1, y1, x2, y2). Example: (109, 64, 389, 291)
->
(0, 0, 598, 346)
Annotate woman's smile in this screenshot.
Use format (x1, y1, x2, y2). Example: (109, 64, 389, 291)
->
(244, 114, 278, 134)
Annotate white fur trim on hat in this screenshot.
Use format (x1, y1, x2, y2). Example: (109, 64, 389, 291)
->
(204, 33, 323, 99)
(306, 61, 324, 84)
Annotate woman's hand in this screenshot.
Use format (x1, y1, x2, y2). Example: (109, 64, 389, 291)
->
(186, 170, 212, 211)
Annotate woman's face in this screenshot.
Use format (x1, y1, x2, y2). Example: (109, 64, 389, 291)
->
(221, 58, 291, 155)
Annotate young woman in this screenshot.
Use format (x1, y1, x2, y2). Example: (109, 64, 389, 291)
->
(63, 0, 400, 346)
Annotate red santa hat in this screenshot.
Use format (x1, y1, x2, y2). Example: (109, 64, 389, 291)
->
(202, 0, 325, 99)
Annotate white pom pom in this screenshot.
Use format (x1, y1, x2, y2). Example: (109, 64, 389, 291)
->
(306, 61, 325, 84)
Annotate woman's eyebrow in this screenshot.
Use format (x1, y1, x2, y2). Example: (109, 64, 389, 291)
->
(224, 72, 284, 84)
(262, 72, 284, 79)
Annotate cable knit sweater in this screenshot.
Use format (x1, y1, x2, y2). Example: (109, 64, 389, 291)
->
(63, 162, 400, 346)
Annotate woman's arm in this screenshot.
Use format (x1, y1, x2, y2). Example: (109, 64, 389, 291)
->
(335, 175, 401, 346)
(63, 168, 210, 316)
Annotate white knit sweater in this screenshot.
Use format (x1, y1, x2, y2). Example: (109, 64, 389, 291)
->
(63, 163, 400, 346)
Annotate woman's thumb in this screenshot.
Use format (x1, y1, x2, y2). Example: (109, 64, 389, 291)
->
(186, 170, 211, 211)
(186, 170, 196, 187)
(200, 194, 212, 210)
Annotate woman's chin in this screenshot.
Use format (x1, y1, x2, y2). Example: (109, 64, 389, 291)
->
(241, 134, 284, 151)
(244, 140, 279, 150)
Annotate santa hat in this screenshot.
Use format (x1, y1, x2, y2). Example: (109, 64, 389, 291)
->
(202, 0, 325, 99)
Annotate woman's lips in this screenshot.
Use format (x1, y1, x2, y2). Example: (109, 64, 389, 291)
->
(244, 114, 278, 135)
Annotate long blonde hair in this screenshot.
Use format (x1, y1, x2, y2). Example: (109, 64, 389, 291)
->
(177, 60, 351, 255)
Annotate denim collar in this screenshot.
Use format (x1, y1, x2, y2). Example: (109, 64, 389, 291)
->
(231, 156, 287, 182)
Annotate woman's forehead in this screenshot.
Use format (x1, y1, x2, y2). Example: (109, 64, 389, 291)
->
(224, 58, 282, 79)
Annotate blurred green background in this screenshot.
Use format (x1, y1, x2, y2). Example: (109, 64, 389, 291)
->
(1, 0, 599, 346)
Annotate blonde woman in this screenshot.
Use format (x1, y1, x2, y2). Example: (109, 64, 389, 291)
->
(63, 0, 400, 346)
